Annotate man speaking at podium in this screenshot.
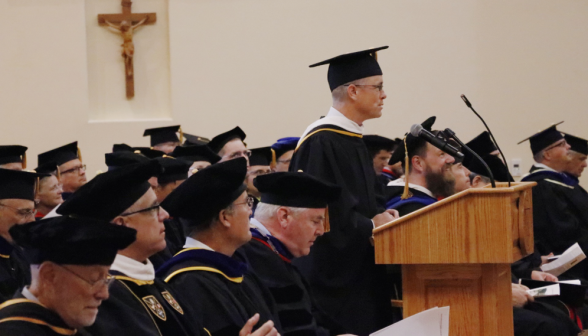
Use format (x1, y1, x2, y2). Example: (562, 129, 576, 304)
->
(289, 47, 399, 335)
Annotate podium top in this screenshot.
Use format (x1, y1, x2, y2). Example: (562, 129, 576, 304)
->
(374, 182, 536, 234)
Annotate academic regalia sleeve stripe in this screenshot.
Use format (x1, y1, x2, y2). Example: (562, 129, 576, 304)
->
(164, 266, 244, 283)
(0, 254, 8, 259)
(0, 298, 40, 310)
(544, 178, 575, 189)
(112, 275, 155, 286)
(204, 328, 212, 336)
(295, 128, 363, 152)
(0, 317, 77, 335)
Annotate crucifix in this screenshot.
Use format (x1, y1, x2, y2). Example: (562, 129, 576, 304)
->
(98, 0, 156, 99)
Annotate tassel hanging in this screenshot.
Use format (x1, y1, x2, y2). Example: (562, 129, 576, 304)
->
(179, 126, 184, 143)
(22, 153, 27, 170)
(400, 135, 413, 200)
(77, 147, 82, 162)
(324, 206, 330, 233)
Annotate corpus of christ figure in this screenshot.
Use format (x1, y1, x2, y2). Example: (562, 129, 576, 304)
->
(98, 0, 156, 98)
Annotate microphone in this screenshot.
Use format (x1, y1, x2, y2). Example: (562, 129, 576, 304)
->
(410, 124, 465, 160)
(460, 94, 511, 187)
(444, 128, 496, 188)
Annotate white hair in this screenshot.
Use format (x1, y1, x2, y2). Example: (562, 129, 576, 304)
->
(331, 78, 368, 104)
(254, 202, 306, 222)
(533, 149, 545, 163)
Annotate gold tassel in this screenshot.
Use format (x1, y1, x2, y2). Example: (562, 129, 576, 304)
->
(179, 126, 184, 143)
(270, 148, 277, 170)
(35, 177, 40, 195)
(400, 135, 412, 200)
(22, 152, 27, 170)
(57, 166, 61, 180)
(324, 206, 330, 233)
(77, 147, 82, 162)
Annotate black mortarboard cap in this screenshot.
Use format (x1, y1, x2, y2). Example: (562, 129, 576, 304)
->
(255, 172, 341, 209)
(363, 135, 396, 152)
(310, 46, 388, 91)
(0, 145, 27, 168)
(155, 157, 192, 184)
(249, 147, 273, 167)
(182, 133, 211, 147)
(112, 144, 134, 152)
(162, 158, 248, 226)
(466, 154, 514, 182)
(208, 127, 247, 154)
(143, 125, 182, 147)
(517, 122, 564, 155)
(564, 133, 588, 155)
(38, 142, 80, 168)
(105, 151, 150, 171)
(170, 145, 220, 164)
(0, 169, 46, 201)
(35, 161, 58, 175)
(132, 147, 165, 159)
(271, 137, 299, 161)
(464, 131, 497, 164)
(58, 161, 163, 221)
(388, 117, 436, 165)
(10, 216, 136, 266)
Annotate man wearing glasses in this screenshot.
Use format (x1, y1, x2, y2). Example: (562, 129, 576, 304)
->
(33, 162, 64, 219)
(37, 141, 87, 200)
(288, 47, 399, 335)
(520, 122, 588, 281)
(208, 126, 251, 165)
(158, 158, 282, 336)
(0, 168, 45, 303)
(0, 215, 136, 335)
(270, 137, 299, 173)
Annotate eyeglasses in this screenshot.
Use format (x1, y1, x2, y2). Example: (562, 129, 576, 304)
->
(57, 264, 115, 290)
(234, 196, 255, 208)
(61, 165, 86, 175)
(226, 150, 252, 160)
(0, 203, 36, 219)
(545, 140, 568, 151)
(120, 203, 161, 217)
(343, 84, 384, 92)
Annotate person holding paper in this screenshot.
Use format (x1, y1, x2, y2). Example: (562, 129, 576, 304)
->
(520, 123, 588, 282)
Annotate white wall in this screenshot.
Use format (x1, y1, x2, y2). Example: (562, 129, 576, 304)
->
(1, 0, 587, 185)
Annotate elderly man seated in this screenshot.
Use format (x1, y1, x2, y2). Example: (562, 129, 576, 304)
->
(0, 216, 136, 335)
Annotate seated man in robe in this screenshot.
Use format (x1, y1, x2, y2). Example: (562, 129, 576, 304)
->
(363, 135, 396, 186)
(170, 144, 220, 177)
(0, 168, 45, 302)
(385, 117, 456, 215)
(270, 137, 299, 173)
(157, 158, 283, 336)
(247, 147, 273, 214)
(0, 146, 27, 171)
(33, 172, 63, 220)
(561, 133, 588, 225)
(57, 161, 224, 336)
(208, 126, 250, 164)
(143, 125, 182, 154)
(239, 172, 350, 336)
(519, 123, 588, 282)
(38, 142, 86, 201)
(0, 215, 136, 335)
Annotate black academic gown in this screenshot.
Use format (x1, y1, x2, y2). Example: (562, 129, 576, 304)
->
(85, 268, 205, 336)
(0, 294, 80, 336)
(562, 173, 588, 229)
(157, 248, 282, 336)
(238, 227, 345, 336)
(522, 166, 588, 281)
(0, 236, 30, 303)
(289, 125, 393, 335)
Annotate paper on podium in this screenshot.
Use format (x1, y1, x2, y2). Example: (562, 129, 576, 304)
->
(370, 306, 450, 336)
(541, 243, 586, 276)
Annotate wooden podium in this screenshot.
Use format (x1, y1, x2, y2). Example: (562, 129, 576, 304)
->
(373, 182, 536, 336)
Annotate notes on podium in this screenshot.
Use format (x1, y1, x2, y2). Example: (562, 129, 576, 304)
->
(540, 243, 586, 276)
(370, 307, 450, 336)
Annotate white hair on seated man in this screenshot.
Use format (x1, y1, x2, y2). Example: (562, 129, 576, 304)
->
(254, 202, 305, 222)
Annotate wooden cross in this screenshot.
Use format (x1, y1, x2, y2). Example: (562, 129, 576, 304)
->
(98, 0, 156, 99)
